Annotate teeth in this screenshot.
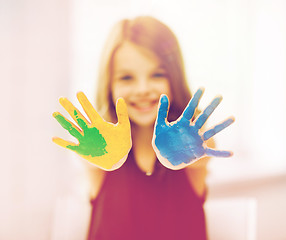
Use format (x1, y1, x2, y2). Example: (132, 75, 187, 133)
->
(135, 103, 153, 108)
(133, 101, 157, 108)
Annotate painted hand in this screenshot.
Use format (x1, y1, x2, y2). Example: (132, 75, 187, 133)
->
(53, 92, 132, 171)
(152, 88, 234, 170)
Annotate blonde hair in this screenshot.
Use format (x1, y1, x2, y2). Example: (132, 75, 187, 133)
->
(95, 16, 192, 123)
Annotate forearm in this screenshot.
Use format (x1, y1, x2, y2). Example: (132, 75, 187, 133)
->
(83, 161, 106, 199)
(186, 158, 209, 199)
(185, 138, 214, 198)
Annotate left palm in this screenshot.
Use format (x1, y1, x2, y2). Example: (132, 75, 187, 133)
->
(152, 88, 234, 170)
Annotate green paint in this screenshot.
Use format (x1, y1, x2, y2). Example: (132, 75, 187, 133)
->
(54, 110, 108, 157)
(54, 113, 83, 140)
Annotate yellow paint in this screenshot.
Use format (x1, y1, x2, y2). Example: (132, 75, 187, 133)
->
(53, 92, 132, 171)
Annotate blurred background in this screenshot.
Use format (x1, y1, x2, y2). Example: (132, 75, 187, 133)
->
(1, 0, 286, 239)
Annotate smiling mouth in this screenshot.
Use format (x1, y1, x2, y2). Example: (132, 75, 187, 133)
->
(130, 100, 158, 112)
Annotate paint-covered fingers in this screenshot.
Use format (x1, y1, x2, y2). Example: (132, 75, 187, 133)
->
(59, 97, 90, 129)
(116, 98, 130, 126)
(182, 88, 204, 120)
(77, 92, 103, 124)
(203, 117, 235, 141)
(195, 96, 222, 130)
(205, 148, 233, 157)
(156, 94, 169, 127)
(52, 137, 77, 149)
(53, 112, 83, 140)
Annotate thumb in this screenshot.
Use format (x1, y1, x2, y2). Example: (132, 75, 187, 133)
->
(156, 94, 169, 128)
(116, 98, 130, 127)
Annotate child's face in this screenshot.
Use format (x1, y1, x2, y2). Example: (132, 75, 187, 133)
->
(111, 41, 172, 127)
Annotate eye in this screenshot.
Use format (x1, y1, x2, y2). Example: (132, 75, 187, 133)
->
(119, 75, 133, 81)
(152, 71, 167, 79)
(153, 73, 164, 78)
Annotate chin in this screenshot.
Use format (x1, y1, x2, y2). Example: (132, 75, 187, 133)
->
(130, 116, 156, 127)
(129, 108, 157, 127)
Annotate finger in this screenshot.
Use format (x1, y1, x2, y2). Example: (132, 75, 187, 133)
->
(205, 148, 233, 157)
(53, 112, 83, 140)
(59, 97, 89, 130)
(116, 98, 130, 126)
(156, 94, 169, 127)
(52, 137, 77, 149)
(203, 117, 235, 141)
(195, 96, 222, 129)
(77, 91, 103, 123)
(182, 88, 204, 120)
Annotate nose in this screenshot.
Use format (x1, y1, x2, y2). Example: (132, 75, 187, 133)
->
(135, 78, 150, 95)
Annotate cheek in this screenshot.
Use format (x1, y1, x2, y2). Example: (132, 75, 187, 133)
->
(111, 83, 130, 103)
(165, 83, 172, 97)
(156, 80, 172, 98)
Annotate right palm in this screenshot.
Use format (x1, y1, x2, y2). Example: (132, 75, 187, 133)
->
(53, 92, 132, 171)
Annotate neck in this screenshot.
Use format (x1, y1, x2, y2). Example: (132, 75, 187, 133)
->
(131, 124, 156, 175)
(132, 124, 153, 144)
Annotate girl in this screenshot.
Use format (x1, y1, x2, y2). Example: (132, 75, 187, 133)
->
(53, 16, 234, 240)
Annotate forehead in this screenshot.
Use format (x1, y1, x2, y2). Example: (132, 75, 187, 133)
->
(113, 41, 162, 71)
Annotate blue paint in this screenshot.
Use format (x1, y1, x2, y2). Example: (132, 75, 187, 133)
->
(195, 96, 222, 129)
(205, 148, 232, 157)
(203, 118, 234, 141)
(155, 118, 205, 165)
(154, 89, 234, 166)
(182, 88, 203, 120)
(156, 94, 169, 128)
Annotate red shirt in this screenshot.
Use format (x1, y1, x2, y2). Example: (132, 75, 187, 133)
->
(87, 151, 207, 240)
